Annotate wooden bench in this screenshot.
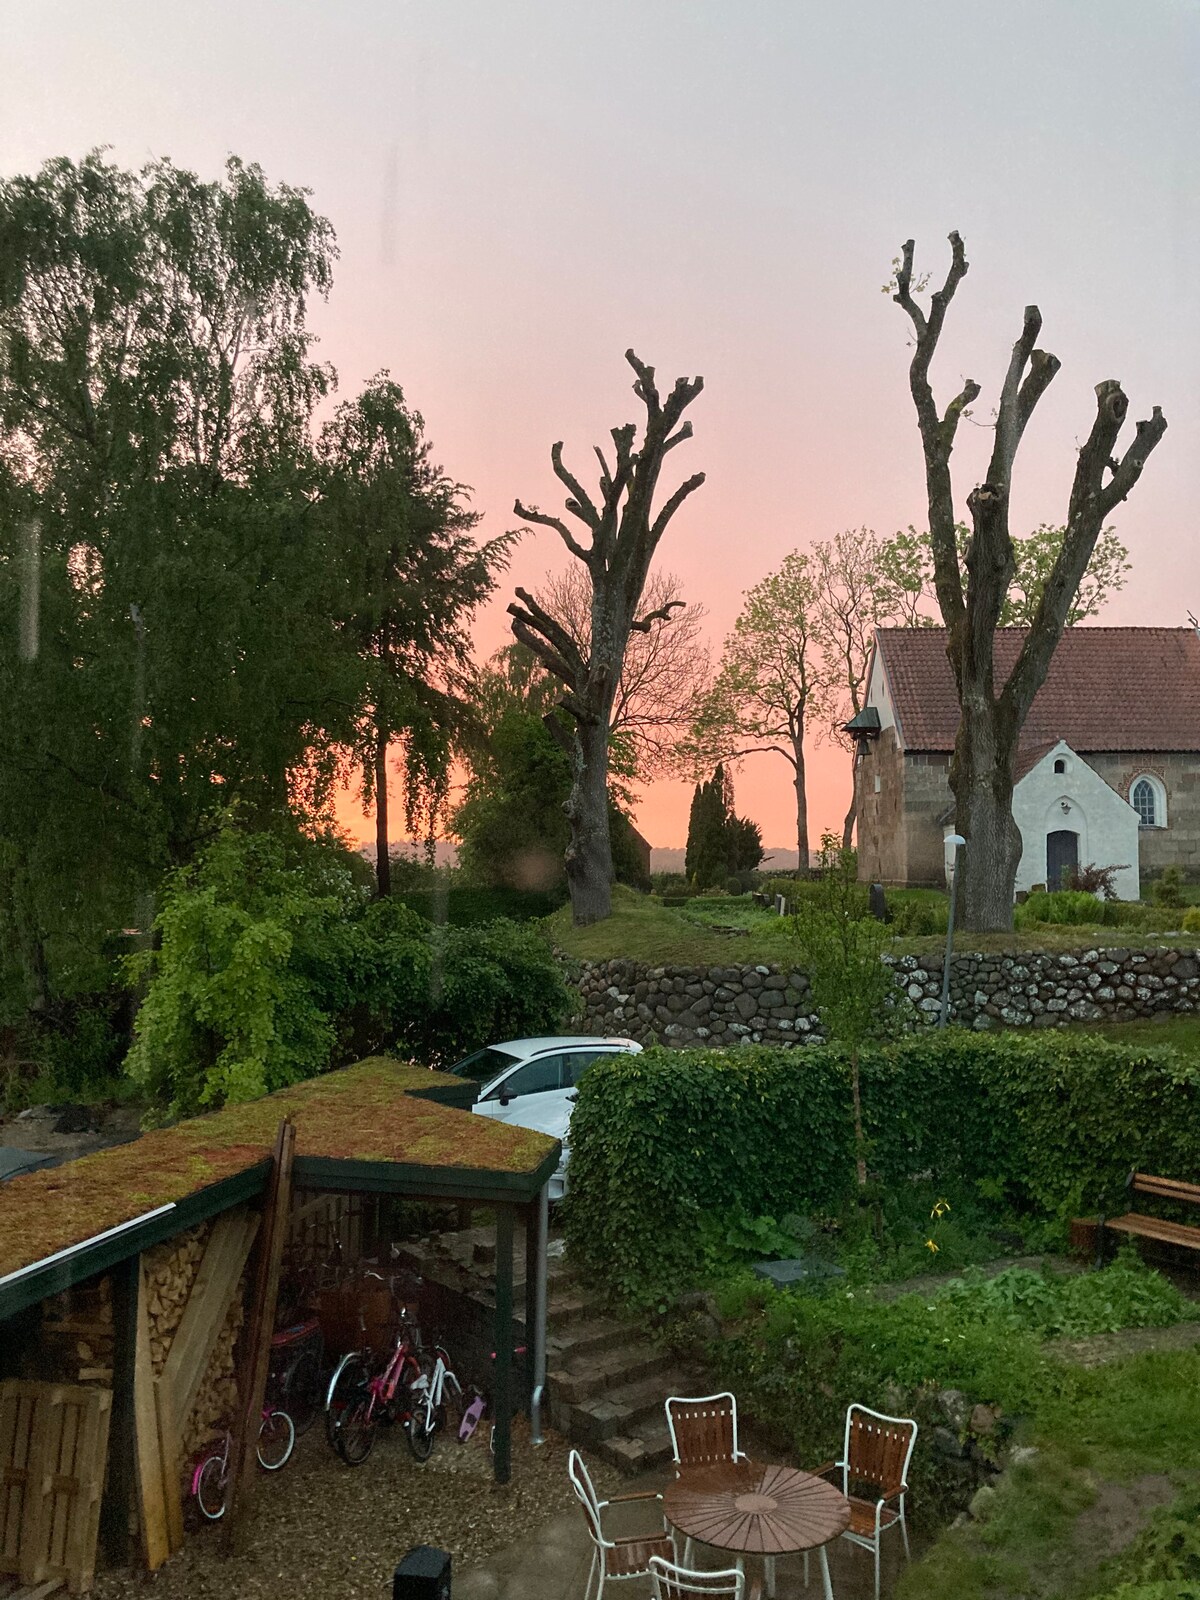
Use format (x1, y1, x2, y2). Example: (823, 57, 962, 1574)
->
(1098, 1171, 1200, 1265)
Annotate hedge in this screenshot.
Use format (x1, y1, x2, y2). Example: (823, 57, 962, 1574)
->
(563, 1032, 1200, 1300)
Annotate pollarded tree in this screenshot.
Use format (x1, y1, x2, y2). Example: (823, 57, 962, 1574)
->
(509, 351, 704, 926)
(534, 566, 710, 782)
(894, 233, 1166, 930)
(690, 551, 824, 871)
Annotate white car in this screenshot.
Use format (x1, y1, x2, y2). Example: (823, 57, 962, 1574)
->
(447, 1036, 643, 1200)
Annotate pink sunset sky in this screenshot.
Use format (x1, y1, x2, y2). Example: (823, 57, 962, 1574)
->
(6, 2, 1197, 849)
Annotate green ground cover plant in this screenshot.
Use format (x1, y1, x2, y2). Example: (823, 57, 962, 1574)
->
(898, 1350, 1200, 1600)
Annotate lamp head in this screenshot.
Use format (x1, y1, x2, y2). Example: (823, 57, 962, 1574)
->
(946, 833, 966, 848)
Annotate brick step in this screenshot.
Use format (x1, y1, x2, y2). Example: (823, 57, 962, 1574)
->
(556, 1365, 688, 1444)
(597, 1422, 676, 1474)
(546, 1287, 609, 1330)
(548, 1342, 673, 1407)
(546, 1316, 631, 1365)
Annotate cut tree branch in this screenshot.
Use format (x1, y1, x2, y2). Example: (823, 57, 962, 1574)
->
(628, 599, 685, 634)
(512, 498, 592, 565)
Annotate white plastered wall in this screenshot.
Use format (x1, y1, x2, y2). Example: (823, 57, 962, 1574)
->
(1011, 740, 1141, 900)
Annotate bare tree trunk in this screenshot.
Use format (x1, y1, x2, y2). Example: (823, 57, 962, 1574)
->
(841, 781, 857, 851)
(566, 720, 614, 924)
(792, 738, 810, 872)
(374, 728, 391, 898)
(949, 702, 1022, 930)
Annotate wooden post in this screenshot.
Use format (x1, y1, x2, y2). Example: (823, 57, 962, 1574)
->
(223, 1118, 295, 1548)
(493, 1206, 514, 1485)
(99, 1255, 138, 1566)
(130, 1262, 170, 1570)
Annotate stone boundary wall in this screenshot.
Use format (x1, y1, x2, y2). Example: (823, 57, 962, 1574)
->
(573, 945, 1200, 1049)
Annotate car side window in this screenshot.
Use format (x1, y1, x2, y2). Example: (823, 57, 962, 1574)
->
(484, 1055, 564, 1101)
(563, 1050, 606, 1087)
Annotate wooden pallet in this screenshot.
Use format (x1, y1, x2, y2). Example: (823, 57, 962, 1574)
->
(0, 1383, 110, 1596)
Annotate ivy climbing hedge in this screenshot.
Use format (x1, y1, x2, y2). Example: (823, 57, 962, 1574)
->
(563, 1032, 1200, 1300)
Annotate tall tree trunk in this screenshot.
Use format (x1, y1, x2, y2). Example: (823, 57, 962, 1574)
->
(792, 738, 810, 873)
(566, 719, 614, 925)
(374, 728, 391, 898)
(950, 696, 1022, 931)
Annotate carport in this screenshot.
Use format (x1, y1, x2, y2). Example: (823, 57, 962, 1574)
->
(0, 1058, 558, 1571)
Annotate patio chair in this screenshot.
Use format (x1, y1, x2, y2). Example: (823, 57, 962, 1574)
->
(649, 1553, 761, 1600)
(568, 1448, 676, 1600)
(809, 1402, 917, 1600)
(664, 1392, 751, 1573)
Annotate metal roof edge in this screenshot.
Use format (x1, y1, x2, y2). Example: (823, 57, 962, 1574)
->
(293, 1145, 561, 1205)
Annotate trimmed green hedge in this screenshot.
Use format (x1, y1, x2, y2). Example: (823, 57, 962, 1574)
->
(564, 1032, 1200, 1299)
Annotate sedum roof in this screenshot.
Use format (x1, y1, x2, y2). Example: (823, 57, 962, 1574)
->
(0, 1059, 557, 1286)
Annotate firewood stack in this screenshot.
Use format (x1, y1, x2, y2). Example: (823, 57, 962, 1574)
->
(40, 1221, 249, 1456)
(40, 1271, 115, 1384)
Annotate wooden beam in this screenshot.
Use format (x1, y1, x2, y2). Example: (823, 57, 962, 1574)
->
(131, 1265, 169, 1571)
(223, 1120, 295, 1548)
(98, 1256, 138, 1567)
(160, 1209, 258, 1441)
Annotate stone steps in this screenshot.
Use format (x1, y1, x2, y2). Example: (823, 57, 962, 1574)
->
(556, 1365, 693, 1446)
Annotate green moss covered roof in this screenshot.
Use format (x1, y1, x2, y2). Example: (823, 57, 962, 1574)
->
(0, 1059, 557, 1282)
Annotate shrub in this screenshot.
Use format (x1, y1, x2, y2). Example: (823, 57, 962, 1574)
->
(394, 885, 565, 924)
(1182, 907, 1200, 935)
(564, 1032, 1200, 1302)
(126, 825, 570, 1113)
(1065, 862, 1128, 900)
(1153, 867, 1186, 909)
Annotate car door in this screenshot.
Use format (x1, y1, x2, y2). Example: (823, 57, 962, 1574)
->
(475, 1053, 568, 1127)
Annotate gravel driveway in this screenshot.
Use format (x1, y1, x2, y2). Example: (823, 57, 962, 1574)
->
(93, 1416, 616, 1600)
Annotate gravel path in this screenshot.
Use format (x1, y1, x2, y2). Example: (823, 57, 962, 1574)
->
(93, 1417, 617, 1600)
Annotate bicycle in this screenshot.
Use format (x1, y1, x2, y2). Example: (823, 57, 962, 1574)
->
(325, 1273, 425, 1466)
(192, 1407, 295, 1520)
(406, 1341, 464, 1462)
(458, 1343, 527, 1454)
(267, 1315, 325, 1436)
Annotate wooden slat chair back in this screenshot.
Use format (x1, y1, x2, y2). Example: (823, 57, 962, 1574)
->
(845, 1405, 915, 1499)
(665, 1393, 745, 1473)
(649, 1553, 754, 1600)
(568, 1448, 675, 1599)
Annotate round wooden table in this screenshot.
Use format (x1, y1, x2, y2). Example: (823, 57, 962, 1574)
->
(664, 1460, 850, 1600)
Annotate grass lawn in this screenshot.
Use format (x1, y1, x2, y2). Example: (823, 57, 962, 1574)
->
(898, 1348, 1200, 1599)
(547, 886, 1199, 967)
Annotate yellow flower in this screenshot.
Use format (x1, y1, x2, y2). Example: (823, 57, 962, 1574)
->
(925, 1238, 939, 1253)
(930, 1198, 951, 1220)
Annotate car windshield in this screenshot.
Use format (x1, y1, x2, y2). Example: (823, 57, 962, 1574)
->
(448, 1046, 521, 1083)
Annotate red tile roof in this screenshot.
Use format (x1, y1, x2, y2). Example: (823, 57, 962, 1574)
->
(876, 627, 1200, 753)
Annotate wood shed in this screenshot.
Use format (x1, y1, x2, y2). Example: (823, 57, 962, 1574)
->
(0, 1059, 559, 1588)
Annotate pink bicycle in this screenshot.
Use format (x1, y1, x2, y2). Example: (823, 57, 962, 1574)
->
(192, 1407, 295, 1520)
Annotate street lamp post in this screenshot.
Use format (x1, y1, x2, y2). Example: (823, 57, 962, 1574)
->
(939, 834, 966, 1029)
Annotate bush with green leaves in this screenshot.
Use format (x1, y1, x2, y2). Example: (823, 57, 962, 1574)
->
(126, 825, 570, 1113)
(1152, 867, 1186, 910)
(563, 1031, 1200, 1302)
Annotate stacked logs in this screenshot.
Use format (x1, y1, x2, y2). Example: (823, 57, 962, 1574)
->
(40, 1221, 247, 1455)
(40, 1272, 115, 1384)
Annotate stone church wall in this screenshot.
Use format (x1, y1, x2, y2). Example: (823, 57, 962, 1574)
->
(573, 946, 1200, 1047)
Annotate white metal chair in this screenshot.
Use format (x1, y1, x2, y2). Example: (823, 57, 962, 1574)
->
(664, 1393, 757, 1579)
(810, 1403, 918, 1600)
(649, 1553, 761, 1600)
(568, 1447, 676, 1600)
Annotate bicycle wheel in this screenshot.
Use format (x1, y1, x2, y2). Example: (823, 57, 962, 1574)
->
(325, 1354, 370, 1451)
(287, 1347, 323, 1436)
(256, 1409, 295, 1470)
(336, 1394, 377, 1466)
(195, 1454, 228, 1520)
(405, 1394, 435, 1462)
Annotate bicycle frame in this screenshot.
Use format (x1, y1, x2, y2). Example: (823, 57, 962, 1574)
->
(411, 1344, 462, 1432)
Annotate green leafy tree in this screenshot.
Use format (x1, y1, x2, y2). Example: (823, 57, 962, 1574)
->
(316, 376, 516, 896)
(791, 832, 900, 1188)
(690, 552, 824, 869)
